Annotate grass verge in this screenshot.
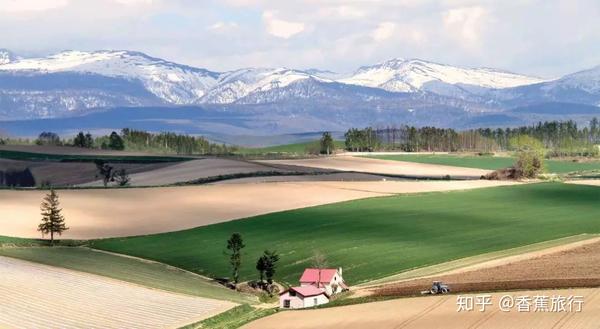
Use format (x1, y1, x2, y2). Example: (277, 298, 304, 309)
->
(182, 304, 278, 329)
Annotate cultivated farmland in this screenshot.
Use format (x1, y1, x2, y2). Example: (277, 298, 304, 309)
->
(371, 238, 600, 297)
(366, 154, 600, 173)
(90, 183, 600, 285)
(0, 247, 253, 303)
(0, 180, 514, 239)
(259, 155, 491, 179)
(243, 287, 600, 329)
(0, 256, 235, 329)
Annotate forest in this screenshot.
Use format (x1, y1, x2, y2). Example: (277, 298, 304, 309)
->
(344, 119, 600, 157)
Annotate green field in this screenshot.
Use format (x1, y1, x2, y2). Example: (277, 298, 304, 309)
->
(0, 149, 189, 163)
(237, 140, 345, 155)
(366, 154, 600, 174)
(90, 183, 600, 285)
(0, 247, 254, 303)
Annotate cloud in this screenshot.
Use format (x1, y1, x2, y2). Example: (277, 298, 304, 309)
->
(0, 0, 69, 13)
(443, 6, 488, 48)
(372, 22, 396, 42)
(0, 1, 599, 77)
(262, 11, 305, 39)
(111, 0, 155, 5)
(207, 21, 239, 32)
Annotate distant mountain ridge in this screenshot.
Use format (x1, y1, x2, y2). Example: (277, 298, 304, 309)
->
(0, 49, 599, 136)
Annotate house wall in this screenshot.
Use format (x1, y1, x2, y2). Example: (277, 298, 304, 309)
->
(279, 292, 305, 309)
(302, 294, 329, 308)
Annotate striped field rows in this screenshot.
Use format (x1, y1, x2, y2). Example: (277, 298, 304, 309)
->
(0, 256, 235, 329)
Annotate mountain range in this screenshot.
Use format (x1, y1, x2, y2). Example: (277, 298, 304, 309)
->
(1, 49, 600, 141)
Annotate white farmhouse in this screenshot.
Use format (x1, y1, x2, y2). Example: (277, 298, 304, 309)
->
(279, 286, 329, 309)
(279, 267, 349, 309)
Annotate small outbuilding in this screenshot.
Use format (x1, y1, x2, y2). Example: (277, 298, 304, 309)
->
(279, 286, 329, 309)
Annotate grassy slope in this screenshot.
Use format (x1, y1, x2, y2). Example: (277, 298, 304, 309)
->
(183, 305, 278, 329)
(0, 247, 254, 304)
(236, 141, 345, 155)
(91, 183, 600, 285)
(366, 154, 600, 173)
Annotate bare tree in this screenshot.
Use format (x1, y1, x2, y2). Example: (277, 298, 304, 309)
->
(311, 250, 328, 288)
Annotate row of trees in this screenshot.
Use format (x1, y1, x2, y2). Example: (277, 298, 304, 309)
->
(120, 128, 236, 155)
(226, 233, 280, 294)
(32, 129, 236, 155)
(347, 119, 600, 157)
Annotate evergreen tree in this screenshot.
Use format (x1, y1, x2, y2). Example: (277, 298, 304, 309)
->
(256, 255, 267, 284)
(84, 132, 94, 148)
(73, 132, 87, 148)
(38, 189, 68, 245)
(262, 250, 279, 285)
(226, 233, 245, 286)
(108, 131, 125, 150)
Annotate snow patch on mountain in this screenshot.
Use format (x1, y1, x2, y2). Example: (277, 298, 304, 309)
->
(544, 65, 600, 93)
(201, 68, 331, 103)
(339, 58, 545, 92)
(0, 49, 17, 65)
(0, 50, 220, 104)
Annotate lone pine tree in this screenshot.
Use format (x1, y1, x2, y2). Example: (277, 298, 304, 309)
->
(38, 189, 68, 245)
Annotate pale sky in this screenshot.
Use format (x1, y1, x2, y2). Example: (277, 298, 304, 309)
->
(1, 0, 599, 78)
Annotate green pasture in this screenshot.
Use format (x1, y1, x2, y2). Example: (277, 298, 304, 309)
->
(90, 182, 600, 285)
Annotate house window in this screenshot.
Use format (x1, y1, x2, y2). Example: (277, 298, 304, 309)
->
(283, 300, 290, 308)
(289, 291, 296, 297)
(314, 298, 318, 305)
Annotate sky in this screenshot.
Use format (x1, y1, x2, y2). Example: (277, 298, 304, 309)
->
(1, 0, 599, 78)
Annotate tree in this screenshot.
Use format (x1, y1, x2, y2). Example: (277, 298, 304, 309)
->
(73, 131, 93, 148)
(510, 135, 546, 178)
(35, 132, 61, 146)
(95, 160, 114, 188)
(113, 169, 130, 187)
(311, 251, 328, 288)
(256, 254, 267, 284)
(73, 132, 87, 148)
(262, 250, 280, 285)
(108, 131, 125, 150)
(38, 189, 68, 245)
(320, 132, 335, 155)
(84, 133, 94, 148)
(226, 233, 245, 286)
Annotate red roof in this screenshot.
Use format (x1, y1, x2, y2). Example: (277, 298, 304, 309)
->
(286, 286, 328, 298)
(299, 268, 339, 284)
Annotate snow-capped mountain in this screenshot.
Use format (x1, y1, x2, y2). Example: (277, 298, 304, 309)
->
(202, 67, 331, 104)
(339, 58, 545, 93)
(0, 50, 220, 104)
(544, 65, 600, 94)
(1, 49, 600, 133)
(0, 49, 17, 65)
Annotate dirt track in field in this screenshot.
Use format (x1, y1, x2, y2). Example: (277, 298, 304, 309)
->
(369, 239, 600, 298)
(258, 155, 491, 179)
(0, 180, 517, 239)
(566, 180, 600, 187)
(243, 287, 600, 329)
(0, 256, 234, 329)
